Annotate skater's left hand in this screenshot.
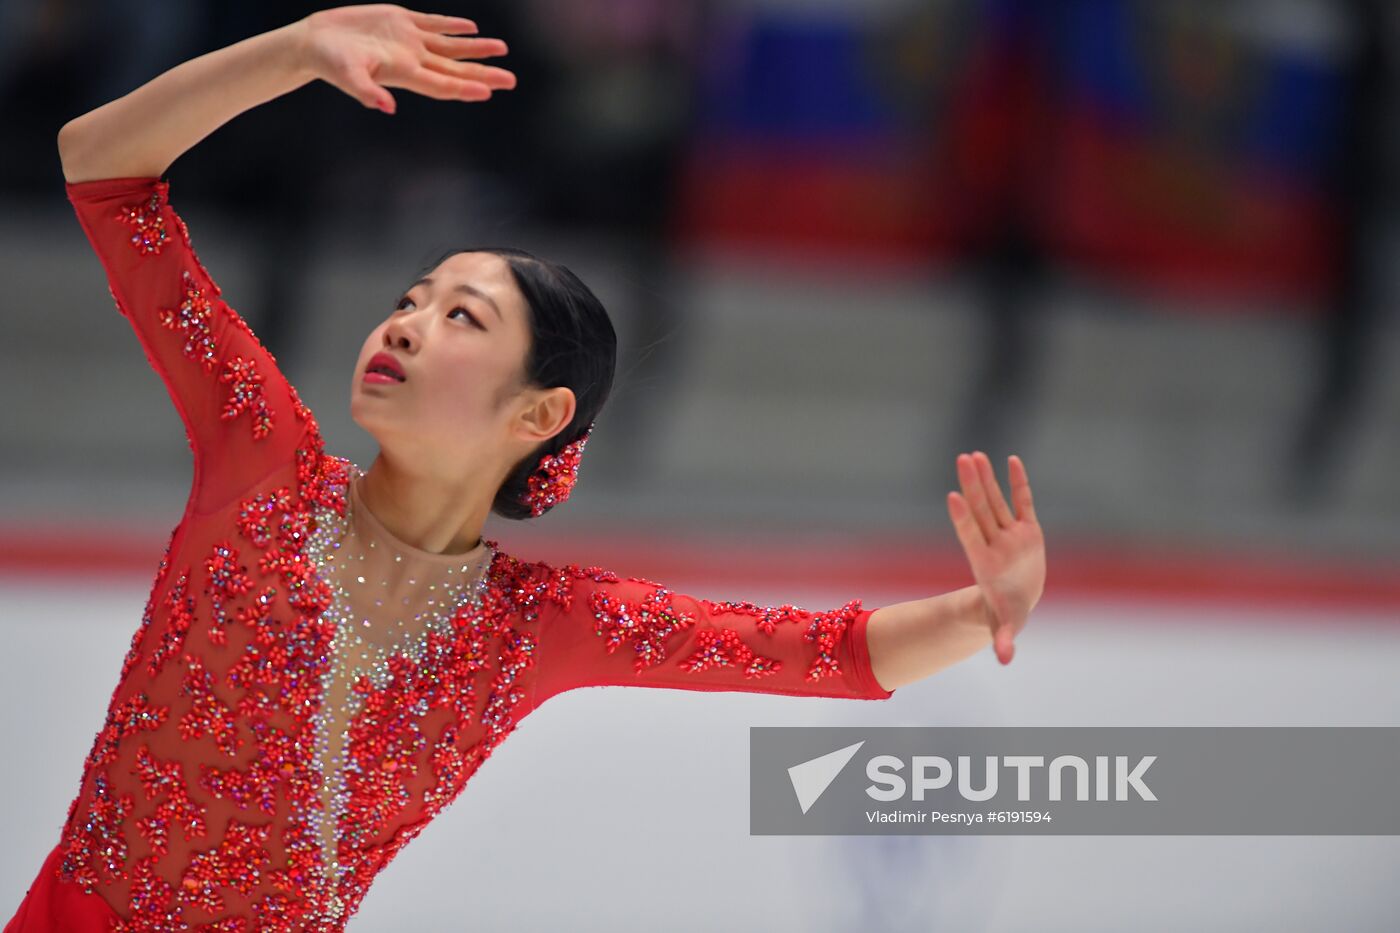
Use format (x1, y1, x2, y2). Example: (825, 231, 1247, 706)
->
(947, 452, 1046, 665)
(297, 4, 516, 114)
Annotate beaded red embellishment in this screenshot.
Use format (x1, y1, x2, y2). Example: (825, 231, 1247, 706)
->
(116, 190, 170, 255)
(158, 269, 220, 372)
(151, 269, 278, 443)
(699, 599, 809, 635)
(205, 542, 254, 647)
(179, 655, 243, 757)
(523, 424, 593, 516)
(58, 771, 134, 891)
(177, 819, 272, 914)
(680, 627, 783, 677)
(219, 355, 275, 439)
(111, 857, 181, 932)
(198, 720, 296, 817)
(702, 597, 866, 684)
(88, 692, 169, 770)
(147, 568, 197, 677)
(800, 600, 866, 683)
(588, 583, 697, 673)
(118, 187, 284, 448)
(133, 745, 208, 856)
(556, 564, 865, 685)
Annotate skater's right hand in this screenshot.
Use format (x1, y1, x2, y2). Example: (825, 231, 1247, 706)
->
(946, 452, 1045, 666)
(296, 4, 516, 114)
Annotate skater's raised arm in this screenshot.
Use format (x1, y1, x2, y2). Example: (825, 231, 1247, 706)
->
(58, 4, 515, 182)
(56, 6, 517, 511)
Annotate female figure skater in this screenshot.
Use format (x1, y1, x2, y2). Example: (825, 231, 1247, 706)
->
(9, 5, 1046, 930)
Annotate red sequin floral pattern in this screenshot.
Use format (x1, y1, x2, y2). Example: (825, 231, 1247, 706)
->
(218, 355, 275, 440)
(58, 771, 134, 892)
(157, 270, 220, 373)
(204, 542, 254, 646)
(116, 188, 170, 255)
(531, 562, 891, 702)
(588, 581, 698, 672)
(147, 568, 197, 677)
(152, 270, 277, 442)
(133, 745, 208, 856)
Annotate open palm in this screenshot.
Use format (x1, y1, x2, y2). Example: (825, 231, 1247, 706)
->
(947, 452, 1046, 665)
(299, 4, 517, 113)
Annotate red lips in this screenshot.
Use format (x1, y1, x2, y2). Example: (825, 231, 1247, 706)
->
(367, 352, 407, 381)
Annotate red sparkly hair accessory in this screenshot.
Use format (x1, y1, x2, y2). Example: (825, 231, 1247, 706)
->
(523, 423, 594, 517)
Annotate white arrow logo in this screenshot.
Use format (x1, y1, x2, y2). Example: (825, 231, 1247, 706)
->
(788, 741, 866, 814)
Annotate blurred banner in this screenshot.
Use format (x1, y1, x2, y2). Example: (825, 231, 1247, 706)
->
(676, 0, 1349, 304)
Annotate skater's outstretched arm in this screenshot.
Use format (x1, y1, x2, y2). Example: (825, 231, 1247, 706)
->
(531, 561, 896, 703)
(55, 5, 515, 510)
(532, 453, 1045, 699)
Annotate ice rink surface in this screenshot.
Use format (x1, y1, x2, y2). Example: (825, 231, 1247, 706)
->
(4, 576, 1398, 933)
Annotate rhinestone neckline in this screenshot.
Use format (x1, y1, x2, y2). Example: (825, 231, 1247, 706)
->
(303, 462, 497, 914)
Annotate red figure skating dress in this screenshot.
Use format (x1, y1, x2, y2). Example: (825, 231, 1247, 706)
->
(5, 175, 895, 932)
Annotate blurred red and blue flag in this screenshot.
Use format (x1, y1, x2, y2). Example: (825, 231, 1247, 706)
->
(676, 0, 1347, 304)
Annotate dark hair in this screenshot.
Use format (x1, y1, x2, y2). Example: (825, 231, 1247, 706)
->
(418, 247, 616, 520)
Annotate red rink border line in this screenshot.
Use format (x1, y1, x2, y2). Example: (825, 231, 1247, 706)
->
(0, 524, 1396, 616)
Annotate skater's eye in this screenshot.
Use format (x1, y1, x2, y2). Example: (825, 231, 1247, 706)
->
(394, 296, 484, 330)
(447, 306, 485, 329)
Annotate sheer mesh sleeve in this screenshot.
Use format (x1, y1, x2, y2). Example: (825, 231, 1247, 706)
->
(532, 561, 895, 703)
(65, 175, 310, 511)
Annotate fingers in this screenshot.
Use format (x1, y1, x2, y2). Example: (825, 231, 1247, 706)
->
(409, 11, 479, 35)
(947, 491, 988, 559)
(423, 33, 508, 60)
(956, 451, 1036, 537)
(420, 56, 517, 91)
(405, 65, 494, 101)
(995, 624, 1015, 665)
(1008, 454, 1038, 525)
(975, 452, 1015, 529)
(956, 453, 999, 543)
(343, 66, 396, 112)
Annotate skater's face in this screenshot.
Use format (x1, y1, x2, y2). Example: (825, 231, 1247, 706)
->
(351, 251, 565, 472)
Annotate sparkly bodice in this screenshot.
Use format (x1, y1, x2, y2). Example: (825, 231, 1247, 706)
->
(46, 174, 895, 933)
(305, 463, 494, 912)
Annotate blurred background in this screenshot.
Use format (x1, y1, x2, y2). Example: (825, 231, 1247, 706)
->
(2, 0, 1398, 930)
